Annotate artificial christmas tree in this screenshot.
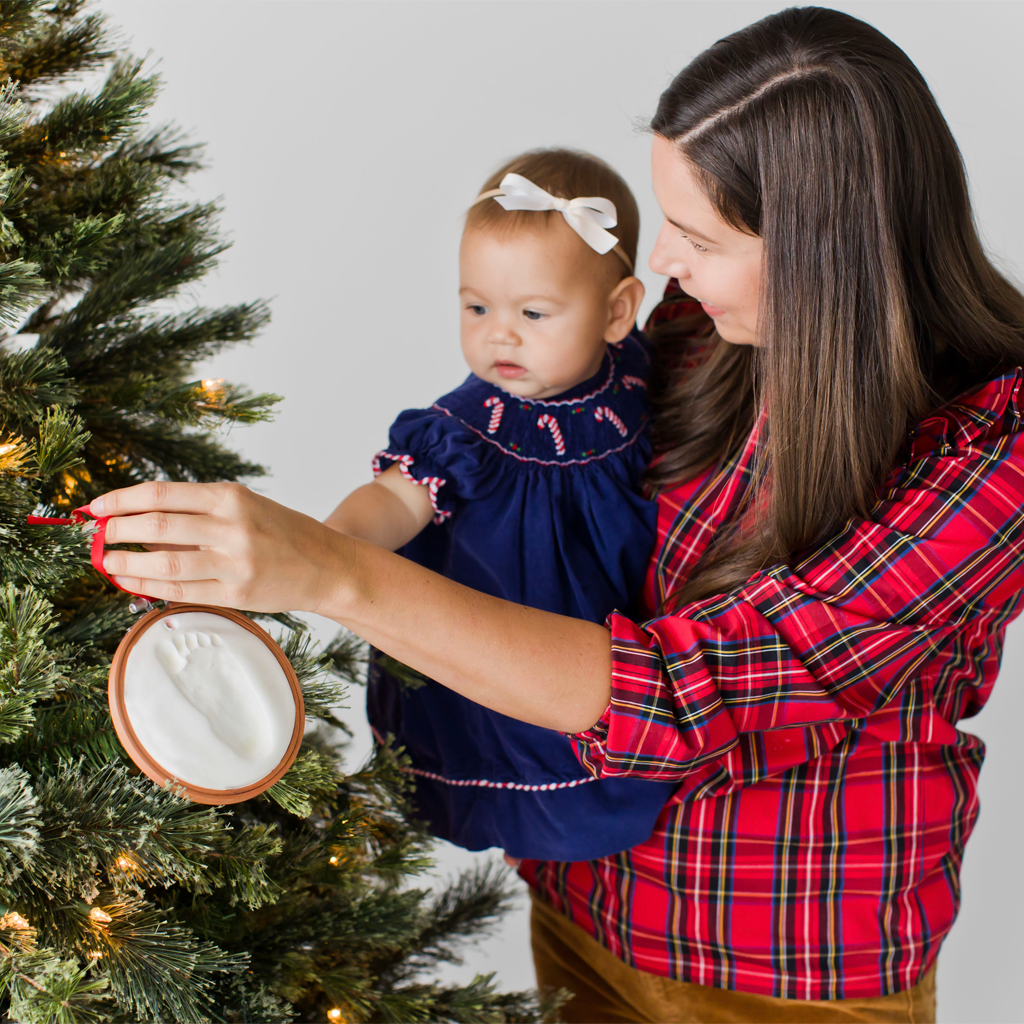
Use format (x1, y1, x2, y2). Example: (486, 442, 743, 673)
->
(0, 2, 541, 1020)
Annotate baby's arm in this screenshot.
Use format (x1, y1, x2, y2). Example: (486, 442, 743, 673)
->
(323, 464, 435, 550)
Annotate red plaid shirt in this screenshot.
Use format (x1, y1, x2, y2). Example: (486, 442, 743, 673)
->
(522, 305, 1024, 1000)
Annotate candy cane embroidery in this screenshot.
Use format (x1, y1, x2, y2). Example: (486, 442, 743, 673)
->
(537, 414, 566, 456)
(483, 395, 504, 434)
(622, 375, 646, 390)
(594, 406, 628, 437)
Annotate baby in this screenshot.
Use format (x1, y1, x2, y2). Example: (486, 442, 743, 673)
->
(327, 148, 676, 861)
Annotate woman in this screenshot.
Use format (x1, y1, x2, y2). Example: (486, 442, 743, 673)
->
(88, 8, 1024, 1022)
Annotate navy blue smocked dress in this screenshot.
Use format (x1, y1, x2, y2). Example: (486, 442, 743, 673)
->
(366, 329, 677, 861)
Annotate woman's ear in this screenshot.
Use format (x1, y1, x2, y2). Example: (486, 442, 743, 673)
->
(603, 276, 646, 343)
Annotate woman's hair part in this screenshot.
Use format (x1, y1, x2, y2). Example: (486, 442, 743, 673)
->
(647, 5, 1024, 606)
(466, 148, 640, 280)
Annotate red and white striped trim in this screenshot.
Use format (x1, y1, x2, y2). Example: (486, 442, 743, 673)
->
(483, 395, 504, 434)
(409, 766, 599, 791)
(372, 450, 451, 523)
(369, 727, 600, 792)
(536, 413, 566, 456)
(622, 375, 647, 390)
(594, 406, 628, 437)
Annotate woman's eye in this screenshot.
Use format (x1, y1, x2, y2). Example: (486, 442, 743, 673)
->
(523, 309, 546, 321)
(467, 304, 488, 316)
(680, 232, 707, 253)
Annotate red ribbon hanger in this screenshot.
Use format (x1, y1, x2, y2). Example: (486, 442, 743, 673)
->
(27, 505, 149, 599)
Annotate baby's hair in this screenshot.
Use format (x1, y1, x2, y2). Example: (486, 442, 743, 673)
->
(466, 148, 640, 280)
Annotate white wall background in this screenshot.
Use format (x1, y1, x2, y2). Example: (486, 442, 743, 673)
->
(98, 3, 1024, 1020)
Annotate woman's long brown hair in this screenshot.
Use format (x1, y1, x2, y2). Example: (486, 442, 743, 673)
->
(648, 6, 1024, 606)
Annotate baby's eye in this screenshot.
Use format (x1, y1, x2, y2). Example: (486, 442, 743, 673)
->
(467, 304, 488, 316)
(522, 309, 546, 321)
(680, 232, 708, 253)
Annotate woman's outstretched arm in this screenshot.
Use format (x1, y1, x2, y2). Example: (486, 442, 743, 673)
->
(91, 481, 612, 733)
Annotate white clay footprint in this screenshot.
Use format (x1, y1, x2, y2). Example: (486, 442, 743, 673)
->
(155, 630, 273, 760)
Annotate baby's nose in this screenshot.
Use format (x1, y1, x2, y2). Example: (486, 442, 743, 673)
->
(489, 323, 521, 346)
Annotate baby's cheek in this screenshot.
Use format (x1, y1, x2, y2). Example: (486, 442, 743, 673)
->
(460, 340, 489, 377)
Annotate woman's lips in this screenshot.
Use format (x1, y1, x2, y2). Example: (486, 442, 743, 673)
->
(495, 362, 527, 379)
(700, 301, 726, 318)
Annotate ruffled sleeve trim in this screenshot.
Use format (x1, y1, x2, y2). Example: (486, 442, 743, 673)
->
(372, 450, 452, 525)
(567, 703, 611, 779)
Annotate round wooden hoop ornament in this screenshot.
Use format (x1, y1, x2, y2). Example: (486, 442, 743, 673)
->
(108, 604, 304, 805)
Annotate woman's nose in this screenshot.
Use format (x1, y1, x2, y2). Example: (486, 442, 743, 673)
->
(649, 222, 690, 280)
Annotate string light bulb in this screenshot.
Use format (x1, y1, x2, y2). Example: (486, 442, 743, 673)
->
(89, 908, 112, 924)
(326, 1009, 344, 1023)
(0, 436, 31, 473)
(88, 951, 103, 960)
(0, 912, 30, 930)
(199, 378, 226, 403)
(61, 470, 80, 495)
(195, 378, 227, 412)
(329, 855, 339, 865)
(116, 855, 135, 870)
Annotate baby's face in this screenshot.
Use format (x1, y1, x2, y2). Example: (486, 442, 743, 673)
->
(459, 220, 620, 400)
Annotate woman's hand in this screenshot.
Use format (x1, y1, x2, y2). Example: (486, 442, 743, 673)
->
(91, 479, 613, 733)
(93, 481, 349, 615)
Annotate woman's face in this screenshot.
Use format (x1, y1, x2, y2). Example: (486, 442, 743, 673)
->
(649, 135, 763, 346)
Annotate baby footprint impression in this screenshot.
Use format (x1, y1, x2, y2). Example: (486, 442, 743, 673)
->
(156, 628, 273, 760)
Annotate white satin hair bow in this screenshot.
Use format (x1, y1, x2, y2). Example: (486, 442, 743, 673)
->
(478, 173, 623, 258)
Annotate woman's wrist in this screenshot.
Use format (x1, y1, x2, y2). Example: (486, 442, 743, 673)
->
(309, 525, 367, 621)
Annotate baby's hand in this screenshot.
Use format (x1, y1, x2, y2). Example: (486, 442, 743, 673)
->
(503, 852, 521, 868)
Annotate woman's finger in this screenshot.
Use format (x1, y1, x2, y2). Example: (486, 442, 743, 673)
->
(102, 547, 231, 583)
(110, 576, 228, 605)
(90, 480, 230, 518)
(93, 481, 344, 615)
(103, 510, 223, 547)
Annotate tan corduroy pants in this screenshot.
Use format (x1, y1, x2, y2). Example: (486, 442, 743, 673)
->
(531, 894, 937, 1024)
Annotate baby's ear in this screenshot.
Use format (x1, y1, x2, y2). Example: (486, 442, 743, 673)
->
(604, 276, 646, 343)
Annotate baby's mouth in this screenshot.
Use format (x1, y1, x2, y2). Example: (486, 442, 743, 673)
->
(494, 360, 527, 379)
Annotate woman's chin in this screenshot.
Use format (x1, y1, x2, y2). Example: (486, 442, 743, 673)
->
(715, 322, 761, 347)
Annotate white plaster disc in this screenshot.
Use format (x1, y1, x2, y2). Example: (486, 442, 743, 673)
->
(112, 607, 301, 796)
